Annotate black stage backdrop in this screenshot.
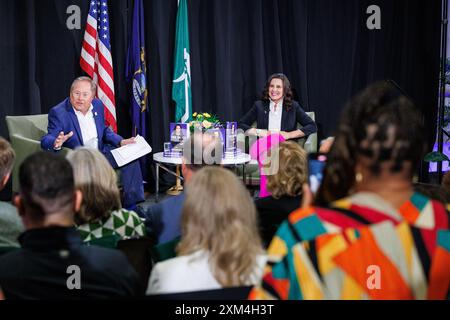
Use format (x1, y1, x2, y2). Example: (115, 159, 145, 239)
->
(0, 0, 442, 186)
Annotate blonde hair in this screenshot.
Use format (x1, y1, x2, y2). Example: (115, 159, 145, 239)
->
(0, 137, 15, 181)
(266, 141, 308, 198)
(66, 147, 120, 224)
(177, 166, 264, 287)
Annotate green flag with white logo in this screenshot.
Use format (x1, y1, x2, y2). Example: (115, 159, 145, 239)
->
(172, 0, 192, 123)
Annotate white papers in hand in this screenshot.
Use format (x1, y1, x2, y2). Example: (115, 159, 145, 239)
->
(110, 135, 152, 167)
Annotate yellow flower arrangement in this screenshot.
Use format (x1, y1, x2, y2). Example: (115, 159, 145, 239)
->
(190, 112, 222, 132)
(202, 120, 212, 129)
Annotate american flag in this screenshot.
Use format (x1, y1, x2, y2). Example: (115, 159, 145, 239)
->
(80, 0, 117, 132)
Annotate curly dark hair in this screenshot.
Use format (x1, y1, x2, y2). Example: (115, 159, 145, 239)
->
(316, 81, 426, 204)
(261, 73, 294, 110)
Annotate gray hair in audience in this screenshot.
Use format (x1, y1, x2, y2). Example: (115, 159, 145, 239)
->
(70, 76, 97, 94)
(66, 147, 121, 224)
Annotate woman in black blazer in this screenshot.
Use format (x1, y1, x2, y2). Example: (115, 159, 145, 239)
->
(239, 73, 317, 140)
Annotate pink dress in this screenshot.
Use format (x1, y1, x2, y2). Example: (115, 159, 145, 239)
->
(249, 133, 285, 198)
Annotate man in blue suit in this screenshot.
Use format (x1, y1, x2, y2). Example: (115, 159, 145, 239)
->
(41, 76, 145, 209)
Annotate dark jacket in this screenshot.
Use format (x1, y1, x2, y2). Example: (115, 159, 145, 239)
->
(140, 193, 186, 245)
(239, 100, 317, 135)
(0, 227, 142, 299)
(255, 195, 302, 247)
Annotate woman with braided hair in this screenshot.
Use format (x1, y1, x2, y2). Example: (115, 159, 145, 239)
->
(250, 82, 450, 300)
(315, 81, 427, 206)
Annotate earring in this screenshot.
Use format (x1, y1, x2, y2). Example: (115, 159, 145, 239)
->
(355, 172, 363, 183)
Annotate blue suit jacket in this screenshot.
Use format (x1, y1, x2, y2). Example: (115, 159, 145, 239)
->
(238, 100, 317, 136)
(141, 193, 185, 244)
(41, 98, 122, 152)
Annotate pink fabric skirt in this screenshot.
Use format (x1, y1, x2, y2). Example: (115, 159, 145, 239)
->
(249, 133, 285, 198)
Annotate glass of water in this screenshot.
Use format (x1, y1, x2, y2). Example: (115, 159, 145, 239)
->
(164, 142, 171, 156)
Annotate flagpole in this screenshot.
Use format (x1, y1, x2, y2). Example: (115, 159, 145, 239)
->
(168, 0, 192, 196)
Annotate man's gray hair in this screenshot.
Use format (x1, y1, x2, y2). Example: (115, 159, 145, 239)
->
(182, 132, 223, 170)
(70, 76, 97, 93)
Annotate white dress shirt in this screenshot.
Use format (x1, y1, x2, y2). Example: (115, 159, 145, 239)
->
(268, 99, 283, 132)
(73, 105, 98, 149)
(146, 250, 267, 294)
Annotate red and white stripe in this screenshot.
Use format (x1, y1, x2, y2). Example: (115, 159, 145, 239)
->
(80, 13, 117, 132)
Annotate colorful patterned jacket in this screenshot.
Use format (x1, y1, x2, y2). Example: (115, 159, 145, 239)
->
(249, 192, 450, 300)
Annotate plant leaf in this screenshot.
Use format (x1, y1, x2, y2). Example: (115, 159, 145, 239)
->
(424, 151, 450, 162)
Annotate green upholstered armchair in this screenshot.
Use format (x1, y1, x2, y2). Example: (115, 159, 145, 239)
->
(5, 114, 71, 193)
(302, 112, 318, 154)
(238, 111, 317, 186)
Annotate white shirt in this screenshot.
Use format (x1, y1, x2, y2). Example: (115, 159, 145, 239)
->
(73, 105, 98, 149)
(146, 250, 267, 294)
(268, 99, 283, 132)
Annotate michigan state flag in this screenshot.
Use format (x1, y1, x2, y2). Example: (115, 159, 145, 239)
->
(126, 0, 148, 137)
(125, 0, 148, 178)
(172, 0, 192, 123)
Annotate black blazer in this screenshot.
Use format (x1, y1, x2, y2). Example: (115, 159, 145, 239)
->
(238, 100, 317, 136)
(0, 227, 142, 299)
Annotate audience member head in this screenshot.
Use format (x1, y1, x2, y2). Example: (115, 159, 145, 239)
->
(441, 171, 450, 203)
(69, 76, 96, 114)
(66, 147, 121, 224)
(14, 152, 80, 229)
(317, 81, 426, 204)
(0, 137, 15, 190)
(413, 182, 450, 204)
(441, 171, 450, 198)
(262, 73, 294, 109)
(178, 166, 263, 287)
(265, 141, 308, 199)
(181, 132, 223, 182)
